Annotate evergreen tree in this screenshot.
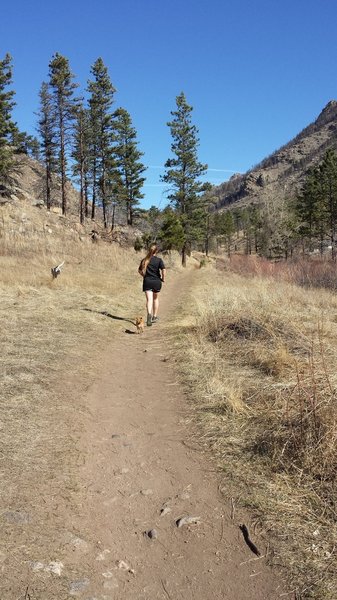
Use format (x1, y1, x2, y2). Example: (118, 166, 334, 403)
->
(112, 107, 146, 226)
(72, 103, 91, 223)
(0, 53, 16, 181)
(220, 211, 235, 257)
(319, 149, 337, 259)
(161, 92, 208, 266)
(87, 57, 116, 226)
(295, 167, 322, 251)
(275, 202, 299, 260)
(10, 129, 40, 158)
(146, 205, 162, 239)
(203, 186, 216, 256)
(159, 208, 185, 251)
(295, 151, 337, 258)
(48, 53, 78, 215)
(37, 82, 57, 209)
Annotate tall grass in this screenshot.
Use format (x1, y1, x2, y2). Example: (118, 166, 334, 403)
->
(226, 254, 337, 290)
(171, 266, 337, 599)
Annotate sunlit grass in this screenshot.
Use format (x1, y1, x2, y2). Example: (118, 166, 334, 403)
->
(171, 264, 337, 599)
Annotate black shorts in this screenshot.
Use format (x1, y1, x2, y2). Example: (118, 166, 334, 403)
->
(143, 277, 162, 293)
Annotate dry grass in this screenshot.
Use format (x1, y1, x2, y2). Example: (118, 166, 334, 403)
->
(0, 202, 153, 597)
(227, 254, 337, 291)
(170, 264, 337, 599)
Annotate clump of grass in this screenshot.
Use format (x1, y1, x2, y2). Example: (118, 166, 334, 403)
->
(172, 267, 337, 599)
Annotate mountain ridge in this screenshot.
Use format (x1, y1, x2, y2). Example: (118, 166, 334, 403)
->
(214, 100, 337, 211)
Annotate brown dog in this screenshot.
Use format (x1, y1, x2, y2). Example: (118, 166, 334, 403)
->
(135, 316, 144, 334)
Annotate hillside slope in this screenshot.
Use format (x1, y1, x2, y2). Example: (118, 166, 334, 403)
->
(0, 153, 80, 213)
(0, 153, 143, 247)
(214, 100, 337, 210)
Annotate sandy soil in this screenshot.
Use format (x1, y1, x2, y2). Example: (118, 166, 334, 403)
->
(1, 269, 287, 599)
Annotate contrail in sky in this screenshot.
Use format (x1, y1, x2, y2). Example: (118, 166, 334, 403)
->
(144, 183, 167, 187)
(148, 165, 239, 173)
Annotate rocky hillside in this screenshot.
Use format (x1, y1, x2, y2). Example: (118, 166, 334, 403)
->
(0, 154, 143, 247)
(0, 153, 79, 213)
(214, 100, 337, 210)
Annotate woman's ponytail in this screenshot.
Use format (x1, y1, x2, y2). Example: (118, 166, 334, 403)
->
(139, 243, 158, 276)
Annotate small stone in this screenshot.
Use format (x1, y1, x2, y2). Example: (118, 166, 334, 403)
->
(178, 492, 190, 500)
(176, 516, 201, 528)
(30, 561, 44, 572)
(96, 549, 111, 561)
(121, 468, 129, 474)
(117, 560, 130, 571)
(160, 506, 171, 517)
(145, 529, 158, 540)
(140, 489, 153, 496)
(46, 561, 64, 576)
(102, 571, 114, 578)
(3, 511, 31, 524)
(70, 535, 90, 552)
(69, 578, 90, 595)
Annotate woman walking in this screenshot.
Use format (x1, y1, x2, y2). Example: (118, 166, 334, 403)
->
(138, 244, 166, 326)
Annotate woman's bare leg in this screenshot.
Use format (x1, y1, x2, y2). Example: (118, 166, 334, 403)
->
(153, 292, 159, 317)
(145, 291, 153, 324)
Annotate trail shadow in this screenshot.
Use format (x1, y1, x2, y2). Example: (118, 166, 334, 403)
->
(82, 308, 136, 326)
(125, 329, 137, 335)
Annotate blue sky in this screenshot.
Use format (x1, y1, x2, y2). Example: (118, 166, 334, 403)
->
(1, 0, 337, 208)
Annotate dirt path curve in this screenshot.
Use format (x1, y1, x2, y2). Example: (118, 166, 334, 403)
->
(63, 268, 285, 599)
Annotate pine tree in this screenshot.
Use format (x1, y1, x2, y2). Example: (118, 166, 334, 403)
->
(72, 103, 91, 223)
(319, 149, 337, 260)
(112, 107, 146, 226)
(10, 128, 40, 158)
(159, 208, 185, 251)
(87, 58, 116, 226)
(294, 152, 337, 258)
(220, 211, 235, 257)
(161, 92, 208, 266)
(295, 167, 322, 251)
(147, 205, 162, 239)
(203, 186, 216, 256)
(0, 53, 16, 181)
(48, 53, 78, 215)
(37, 82, 57, 210)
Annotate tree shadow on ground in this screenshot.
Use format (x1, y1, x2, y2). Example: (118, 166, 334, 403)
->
(82, 308, 136, 327)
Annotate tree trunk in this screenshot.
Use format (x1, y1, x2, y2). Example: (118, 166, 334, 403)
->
(111, 203, 116, 231)
(84, 175, 89, 218)
(79, 165, 84, 224)
(91, 184, 96, 220)
(59, 105, 67, 215)
(181, 243, 187, 267)
(46, 163, 51, 210)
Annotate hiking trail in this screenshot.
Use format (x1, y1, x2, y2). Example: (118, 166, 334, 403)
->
(55, 268, 285, 600)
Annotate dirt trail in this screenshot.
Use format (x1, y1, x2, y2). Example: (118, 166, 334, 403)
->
(60, 269, 285, 599)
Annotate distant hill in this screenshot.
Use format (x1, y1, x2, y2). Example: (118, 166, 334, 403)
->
(213, 100, 337, 211)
